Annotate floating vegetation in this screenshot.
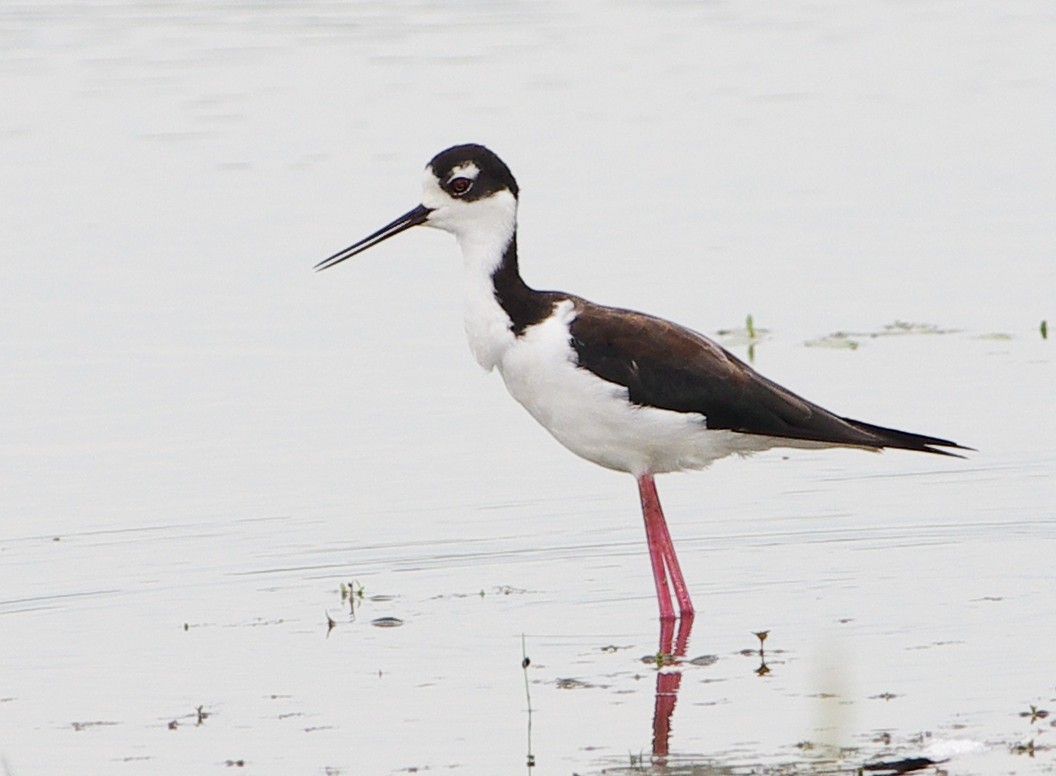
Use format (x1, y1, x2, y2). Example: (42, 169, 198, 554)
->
(1011, 739, 1037, 757)
(688, 654, 719, 667)
(805, 332, 860, 350)
(165, 706, 208, 731)
(492, 584, 528, 595)
(339, 580, 365, 604)
(1011, 702, 1054, 758)
(554, 677, 599, 689)
(1041, 319, 1048, 339)
(1019, 703, 1050, 722)
(71, 721, 119, 732)
(878, 320, 959, 336)
(835, 320, 959, 339)
(716, 314, 767, 362)
(716, 314, 765, 343)
(642, 650, 679, 668)
(807, 320, 963, 349)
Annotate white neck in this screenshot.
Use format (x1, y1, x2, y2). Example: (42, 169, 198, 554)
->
(419, 178, 521, 371)
(453, 194, 518, 372)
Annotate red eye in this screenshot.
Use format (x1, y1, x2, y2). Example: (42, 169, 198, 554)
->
(450, 177, 472, 195)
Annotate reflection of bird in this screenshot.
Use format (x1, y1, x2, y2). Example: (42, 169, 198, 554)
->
(317, 144, 968, 620)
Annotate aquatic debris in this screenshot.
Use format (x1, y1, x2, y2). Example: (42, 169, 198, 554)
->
(370, 616, 404, 628)
(715, 313, 767, 362)
(555, 677, 598, 689)
(643, 650, 678, 668)
(1019, 704, 1049, 722)
(808, 320, 962, 349)
(862, 756, 941, 774)
(688, 654, 719, 667)
(493, 584, 527, 595)
(749, 630, 771, 676)
(71, 720, 119, 732)
(339, 580, 365, 605)
(522, 634, 535, 770)
(880, 321, 959, 335)
(196, 705, 208, 725)
(1011, 739, 1036, 757)
(805, 332, 860, 350)
(715, 313, 767, 342)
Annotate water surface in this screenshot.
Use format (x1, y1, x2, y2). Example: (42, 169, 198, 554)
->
(1, 2, 1054, 774)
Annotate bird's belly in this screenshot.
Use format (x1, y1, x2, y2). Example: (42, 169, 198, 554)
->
(496, 316, 773, 475)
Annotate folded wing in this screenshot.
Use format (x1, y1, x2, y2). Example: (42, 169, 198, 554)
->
(567, 301, 967, 456)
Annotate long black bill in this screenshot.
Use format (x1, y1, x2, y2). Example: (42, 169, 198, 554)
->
(314, 204, 432, 272)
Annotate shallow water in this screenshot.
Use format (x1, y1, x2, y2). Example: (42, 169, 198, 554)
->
(2, 2, 1055, 774)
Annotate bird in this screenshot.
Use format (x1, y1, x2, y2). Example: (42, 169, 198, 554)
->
(316, 143, 968, 621)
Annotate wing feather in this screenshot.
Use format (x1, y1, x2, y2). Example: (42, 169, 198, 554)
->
(566, 300, 967, 456)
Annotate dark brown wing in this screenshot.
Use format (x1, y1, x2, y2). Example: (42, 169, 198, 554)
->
(566, 300, 968, 456)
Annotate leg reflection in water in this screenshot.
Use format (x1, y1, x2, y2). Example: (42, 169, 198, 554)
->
(651, 614, 694, 763)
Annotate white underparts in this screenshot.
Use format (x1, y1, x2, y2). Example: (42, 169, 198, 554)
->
(425, 173, 832, 476)
(495, 301, 813, 475)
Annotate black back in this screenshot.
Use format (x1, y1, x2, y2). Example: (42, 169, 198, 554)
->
(567, 301, 967, 455)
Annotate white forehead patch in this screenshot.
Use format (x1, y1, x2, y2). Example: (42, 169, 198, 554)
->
(448, 162, 480, 182)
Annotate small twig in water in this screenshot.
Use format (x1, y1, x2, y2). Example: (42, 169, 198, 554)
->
(753, 630, 771, 676)
(522, 634, 535, 770)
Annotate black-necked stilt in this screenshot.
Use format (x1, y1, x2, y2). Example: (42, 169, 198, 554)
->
(316, 144, 968, 621)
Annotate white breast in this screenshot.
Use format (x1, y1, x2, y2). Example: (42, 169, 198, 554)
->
(495, 301, 784, 476)
(462, 266, 516, 372)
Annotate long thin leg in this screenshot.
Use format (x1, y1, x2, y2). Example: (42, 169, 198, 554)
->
(651, 492, 693, 615)
(637, 474, 695, 619)
(639, 475, 675, 619)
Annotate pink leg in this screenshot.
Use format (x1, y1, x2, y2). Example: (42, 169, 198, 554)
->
(639, 475, 674, 619)
(637, 474, 695, 619)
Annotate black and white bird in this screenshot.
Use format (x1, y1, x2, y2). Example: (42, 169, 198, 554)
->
(316, 144, 967, 621)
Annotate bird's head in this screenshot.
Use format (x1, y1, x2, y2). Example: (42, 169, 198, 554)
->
(315, 144, 519, 271)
